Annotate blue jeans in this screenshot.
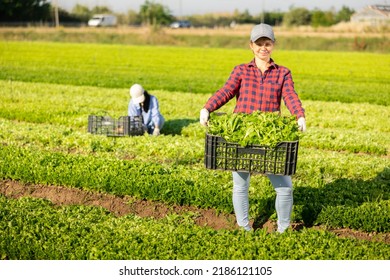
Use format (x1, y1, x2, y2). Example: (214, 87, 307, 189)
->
(232, 171, 293, 233)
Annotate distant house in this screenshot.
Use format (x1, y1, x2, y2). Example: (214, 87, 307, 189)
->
(350, 5, 390, 25)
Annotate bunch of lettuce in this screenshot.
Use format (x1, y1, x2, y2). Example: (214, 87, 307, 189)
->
(207, 111, 299, 147)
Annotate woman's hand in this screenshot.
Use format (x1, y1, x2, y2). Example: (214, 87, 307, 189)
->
(297, 117, 306, 132)
(200, 108, 209, 126)
(153, 127, 160, 136)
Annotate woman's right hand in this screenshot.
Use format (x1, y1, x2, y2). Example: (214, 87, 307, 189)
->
(297, 117, 306, 132)
(199, 108, 209, 126)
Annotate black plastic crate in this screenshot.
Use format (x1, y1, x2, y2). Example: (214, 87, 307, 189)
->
(204, 134, 299, 175)
(88, 115, 144, 137)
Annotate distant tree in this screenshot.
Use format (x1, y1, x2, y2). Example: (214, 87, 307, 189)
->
(52, 7, 85, 23)
(0, 0, 51, 22)
(140, 0, 173, 26)
(283, 7, 311, 26)
(126, 10, 142, 25)
(335, 6, 355, 23)
(91, 6, 113, 15)
(187, 13, 232, 28)
(188, 14, 214, 28)
(214, 14, 234, 27)
(311, 10, 335, 27)
(71, 4, 91, 22)
(254, 12, 284, 26)
(234, 9, 253, 24)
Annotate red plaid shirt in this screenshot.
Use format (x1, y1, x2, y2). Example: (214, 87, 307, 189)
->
(204, 59, 305, 119)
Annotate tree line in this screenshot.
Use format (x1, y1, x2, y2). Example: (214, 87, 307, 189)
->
(0, 0, 355, 27)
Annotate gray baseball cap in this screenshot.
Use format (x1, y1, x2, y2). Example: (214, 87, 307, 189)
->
(250, 23, 275, 42)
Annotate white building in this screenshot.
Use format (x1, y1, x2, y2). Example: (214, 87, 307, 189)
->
(350, 5, 390, 25)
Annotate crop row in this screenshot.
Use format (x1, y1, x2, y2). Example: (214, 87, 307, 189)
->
(1, 195, 389, 260)
(1, 139, 388, 232)
(1, 80, 388, 156)
(0, 41, 389, 106)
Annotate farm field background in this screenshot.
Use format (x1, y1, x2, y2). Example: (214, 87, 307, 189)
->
(0, 30, 389, 260)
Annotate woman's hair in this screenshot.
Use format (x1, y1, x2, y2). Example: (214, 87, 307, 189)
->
(253, 37, 276, 45)
(142, 91, 151, 113)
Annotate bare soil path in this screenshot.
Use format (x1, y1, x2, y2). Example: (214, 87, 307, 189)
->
(1, 179, 388, 244)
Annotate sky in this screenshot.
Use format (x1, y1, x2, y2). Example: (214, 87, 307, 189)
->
(57, 0, 389, 16)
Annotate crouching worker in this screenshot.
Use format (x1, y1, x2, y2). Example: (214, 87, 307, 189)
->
(128, 84, 165, 136)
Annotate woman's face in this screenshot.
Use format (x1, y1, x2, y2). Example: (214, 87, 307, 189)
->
(250, 37, 274, 61)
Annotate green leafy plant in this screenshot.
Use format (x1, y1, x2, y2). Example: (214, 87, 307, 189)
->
(1, 195, 389, 260)
(208, 111, 299, 147)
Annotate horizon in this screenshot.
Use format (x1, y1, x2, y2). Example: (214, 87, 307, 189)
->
(57, 0, 389, 16)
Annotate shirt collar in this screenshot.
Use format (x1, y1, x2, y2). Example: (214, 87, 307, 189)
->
(249, 58, 277, 69)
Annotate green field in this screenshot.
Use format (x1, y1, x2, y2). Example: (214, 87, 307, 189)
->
(0, 40, 389, 260)
(1, 41, 389, 105)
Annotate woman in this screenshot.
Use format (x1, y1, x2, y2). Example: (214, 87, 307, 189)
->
(199, 23, 306, 233)
(128, 83, 165, 136)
